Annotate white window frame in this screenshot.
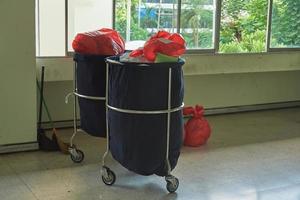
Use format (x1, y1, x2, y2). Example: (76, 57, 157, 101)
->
(266, 0, 300, 52)
(36, 0, 68, 58)
(35, 0, 300, 58)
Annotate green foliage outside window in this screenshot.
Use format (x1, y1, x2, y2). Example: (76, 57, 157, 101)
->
(115, 0, 152, 41)
(271, 0, 300, 47)
(220, 0, 268, 53)
(181, 0, 214, 48)
(181, 30, 212, 49)
(115, 0, 299, 52)
(115, 2, 127, 39)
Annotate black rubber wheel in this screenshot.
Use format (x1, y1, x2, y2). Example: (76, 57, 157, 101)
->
(166, 177, 179, 193)
(102, 167, 116, 186)
(70, 149, 84, 163)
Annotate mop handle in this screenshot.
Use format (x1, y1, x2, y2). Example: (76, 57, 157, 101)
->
(36, 69, 55, 127)
(37, 66, 45, 130)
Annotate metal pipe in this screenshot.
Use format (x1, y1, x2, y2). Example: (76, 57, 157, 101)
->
(102, 62, 110, 166)
(73, 92, 106, 101)
(70, 61, 77, 147)
(107, 103, 184, 115)
(166, 68, 172, 175)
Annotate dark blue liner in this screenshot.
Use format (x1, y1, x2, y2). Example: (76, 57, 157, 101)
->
(106, 56, 185, 176)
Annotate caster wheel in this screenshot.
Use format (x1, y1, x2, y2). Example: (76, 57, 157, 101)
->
(70, 149, 84, 163)
(101, 166, 116, 186)
(166, 176, 179, 193)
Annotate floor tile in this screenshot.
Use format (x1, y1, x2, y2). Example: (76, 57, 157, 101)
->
(0, 108, 299, 200)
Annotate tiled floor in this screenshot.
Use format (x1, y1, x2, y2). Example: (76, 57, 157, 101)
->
(0, 108, 300, 200)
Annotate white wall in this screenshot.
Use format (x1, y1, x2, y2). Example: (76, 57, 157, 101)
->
(0, 0, 37, 145)
(36, 52, 300, 122)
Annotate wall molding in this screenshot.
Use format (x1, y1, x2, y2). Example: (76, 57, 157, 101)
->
(2, 101, 299, 154)
(204, 101, 300, 115)
(0, 142, 38, 154)
(40, 120, 81, 129)
(40, 101, 300, 128)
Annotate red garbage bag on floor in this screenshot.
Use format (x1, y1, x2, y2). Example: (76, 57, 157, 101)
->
(183, 105, 211, 147)
(72, 28, 125, 55)
(129, 30, 186, 62)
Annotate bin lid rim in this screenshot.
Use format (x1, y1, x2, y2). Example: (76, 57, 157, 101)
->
(73, 52, 111, 62)
(105, 56, 185, 67)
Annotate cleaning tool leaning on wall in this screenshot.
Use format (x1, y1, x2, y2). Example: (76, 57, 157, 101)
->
(37, 66, 69, 153)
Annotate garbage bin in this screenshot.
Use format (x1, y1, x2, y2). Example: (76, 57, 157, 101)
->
(74, 53, 107, 137)
(106, 56, 185, 176)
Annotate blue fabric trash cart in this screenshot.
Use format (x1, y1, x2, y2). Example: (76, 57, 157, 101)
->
(65, 53, 108, 163)
(101, 56, 185, 193)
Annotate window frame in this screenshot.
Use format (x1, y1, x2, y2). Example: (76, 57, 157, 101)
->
(36, 0, 300, 58)
(113, 0, 300, 54)
(266, 0, 300, 52)
(112, 0, 217, 53)
(35, 0, 69, 58)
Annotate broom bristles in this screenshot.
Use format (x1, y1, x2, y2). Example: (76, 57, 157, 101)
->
(52, 128, 70, 154)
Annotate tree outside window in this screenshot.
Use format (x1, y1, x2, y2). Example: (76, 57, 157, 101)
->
(114, 0, 298, 52)
(219, 0, 268, 53)
(115, 0, 177, 42)
(180, 0, 214, 49)
(271, 0, 300, 48)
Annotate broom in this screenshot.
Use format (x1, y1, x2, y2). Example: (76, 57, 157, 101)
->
(37, 66, 70, 154)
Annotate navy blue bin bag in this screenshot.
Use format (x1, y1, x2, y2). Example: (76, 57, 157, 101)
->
(74, 53, 107, 137)
(107, 56, 184, 176)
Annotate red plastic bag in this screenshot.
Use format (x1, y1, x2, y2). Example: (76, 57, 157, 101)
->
(129, 30, 186, 62)
(72, 28, 125, 55)
(183, 105, 211, 147)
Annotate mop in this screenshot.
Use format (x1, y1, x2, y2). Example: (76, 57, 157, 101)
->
(37, 66, 70, 154)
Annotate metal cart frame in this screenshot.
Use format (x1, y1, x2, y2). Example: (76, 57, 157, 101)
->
(65, 58, 184, 193)
(101, 59, 184, 193)
(65, 61, 106, 163)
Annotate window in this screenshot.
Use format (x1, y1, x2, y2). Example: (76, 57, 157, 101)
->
(115, 0, 215, 50)
(270, 0, 300, 48)
(36, 0, 65, 56)
(67, 0, 113, 52)
(181, 0, 214, 49)
(115, 0, 178, 43)
(219, 0, 268, 53)
(36, 0, 299, 57)
(36, 0, 112, 56)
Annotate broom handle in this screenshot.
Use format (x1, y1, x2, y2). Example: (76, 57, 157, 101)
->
(37, 66, 45, 130)
(36, 77, 54, 128)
